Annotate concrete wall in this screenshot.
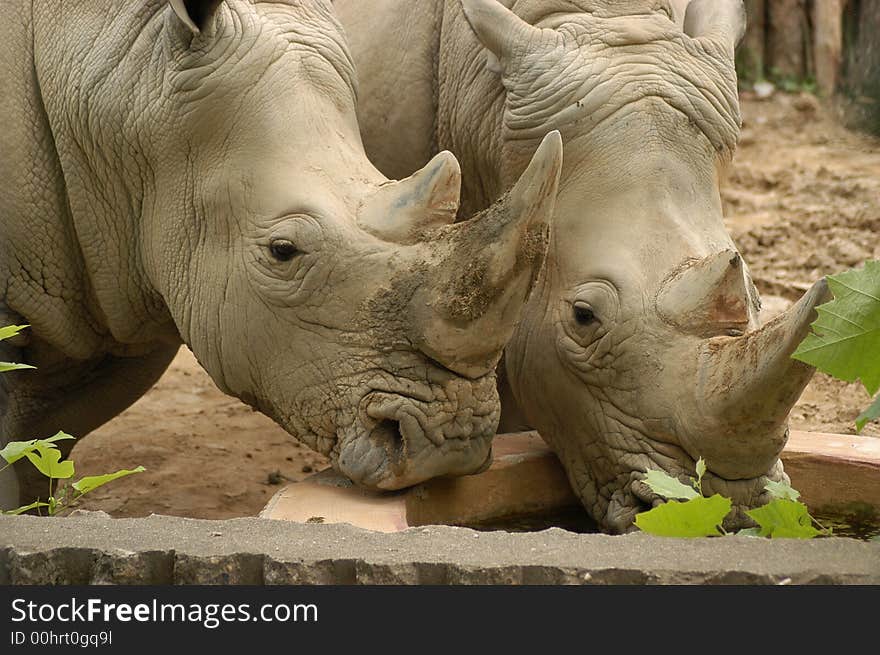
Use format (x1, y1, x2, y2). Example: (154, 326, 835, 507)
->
(1, 514, 878, 585)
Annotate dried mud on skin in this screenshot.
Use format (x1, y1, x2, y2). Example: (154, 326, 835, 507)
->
(68, 92, 879, 520)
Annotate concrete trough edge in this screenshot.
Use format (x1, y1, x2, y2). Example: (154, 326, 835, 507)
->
(1, 514, 878, 585)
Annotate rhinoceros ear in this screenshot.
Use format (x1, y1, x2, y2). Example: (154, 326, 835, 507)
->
(169, 0, 224, 34)
(461, 0, 552, 75)
(683, 0, 747, 56)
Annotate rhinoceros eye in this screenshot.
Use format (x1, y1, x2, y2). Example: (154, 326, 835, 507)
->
(269, 239, 300, 262)
(573, 302, 597, 326)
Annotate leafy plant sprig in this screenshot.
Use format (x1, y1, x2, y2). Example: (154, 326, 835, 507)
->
(792, 260, 880, 432)
(1, 325, 145, 515)
(0, 433, 145, 516)
(634, 458, 831, 539)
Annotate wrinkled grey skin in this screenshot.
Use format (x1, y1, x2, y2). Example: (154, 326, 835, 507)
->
(0, 0, 562, 507)
(337, 0, 829, 532)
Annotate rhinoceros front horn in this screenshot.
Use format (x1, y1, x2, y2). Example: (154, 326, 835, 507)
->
(409, 130, 563, 378)
(693, 278, 832, 478)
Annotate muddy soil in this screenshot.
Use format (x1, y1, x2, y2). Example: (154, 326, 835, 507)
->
(69, 91, 880, 519)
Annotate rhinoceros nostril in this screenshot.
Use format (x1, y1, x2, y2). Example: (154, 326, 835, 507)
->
(370, 419, 406, 469)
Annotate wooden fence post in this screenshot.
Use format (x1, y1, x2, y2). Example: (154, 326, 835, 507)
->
(814, 0, 844, 95)
(737, 0, 766, 82)
(767, 0, 808, 81)
(842, 0, 880, 134)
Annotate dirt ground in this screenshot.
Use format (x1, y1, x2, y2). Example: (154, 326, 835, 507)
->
(69, 91, 880, 519)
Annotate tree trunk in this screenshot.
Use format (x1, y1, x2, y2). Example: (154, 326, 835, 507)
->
(737, 0, 766, 82)
(814, 0, 844, 96)
(768, 0, 808, 81)
(842, 0, 880, 134)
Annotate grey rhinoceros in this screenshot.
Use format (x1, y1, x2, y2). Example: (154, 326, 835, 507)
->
(0, 0, 563, 507)
(336, 0, 830, 531)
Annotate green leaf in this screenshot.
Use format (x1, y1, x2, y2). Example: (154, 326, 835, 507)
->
(695, 457, 707, 484)
(746, 499, 821, 539)
(0, 362, 36, 373)
(0, 433, 76, 466)
(24, 444, 75, 480)
(856, 394, 880, 432)
(44, 431, 76, 445)
(764, 479, 801, 501)
(72, 466, 145, 495)
(792, 260, 880, 395)
(0, 325, 29, 341)
(693, 457, 707, 494)
(642, 468, 700, 500)
(2, 501, 50, 515)
(0, 440, 39, 465)
(634, 495, 732, 537)
(737, 527, 763, 537)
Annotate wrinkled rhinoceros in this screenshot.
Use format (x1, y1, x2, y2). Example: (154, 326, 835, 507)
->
(0, 0, 564, 507)
(336, 0, 830, 531)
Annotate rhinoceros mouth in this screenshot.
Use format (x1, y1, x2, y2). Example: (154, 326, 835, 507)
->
(626, 453, 788, 532)
(566, 432, 789, 534)
(333, 389, 497, 490)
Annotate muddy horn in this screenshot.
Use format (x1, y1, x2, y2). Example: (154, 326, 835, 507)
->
(695, 278, 832, 478)
(409, 130, 563, 378)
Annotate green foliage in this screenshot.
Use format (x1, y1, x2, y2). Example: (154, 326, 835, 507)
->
(634, 462, 828, 539)
(0, 324, 35, 372)
(793, 260, 880, 432)
(856, 395, 880, 432)
(746, 499, 822, 539)
(793, 261, 880, 394)
(1, 325, 144, 516)
(0, 432, 75, 465)
(763, 479, 801, 502)
(767, 67, 818, 95)
(0, 324, 29, 341)
(0, 434, 146, 516)
(24, 443, 75, 480)
(642, 468, 699, 501)
(634, 495, 731, 538)
(72, 467, 146, 495)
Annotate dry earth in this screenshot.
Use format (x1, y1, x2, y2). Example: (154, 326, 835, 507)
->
(69, 91, 880, 519)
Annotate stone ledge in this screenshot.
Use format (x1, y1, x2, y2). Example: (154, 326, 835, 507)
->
(261, 430, 880, 533)
(1, 514, 878, 585)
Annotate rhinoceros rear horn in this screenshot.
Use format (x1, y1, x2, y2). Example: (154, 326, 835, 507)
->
(683, 0, 747, 57)
(169, 0, 224, 34)
(358, 151, 462, 244)
(461, 0, 554, 74)
(408, 131, 563, 378)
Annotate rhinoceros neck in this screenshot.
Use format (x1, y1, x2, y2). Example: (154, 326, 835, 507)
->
(27, 1, 179, 353)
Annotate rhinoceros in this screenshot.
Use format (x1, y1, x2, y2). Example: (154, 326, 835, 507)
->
(336, 0, 830, 532)
(0, 0, 564, 508)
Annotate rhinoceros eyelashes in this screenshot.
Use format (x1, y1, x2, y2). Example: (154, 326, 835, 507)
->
(268, 238, 300, 262)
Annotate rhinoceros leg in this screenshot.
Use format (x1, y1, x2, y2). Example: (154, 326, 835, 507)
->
(0, 341, 178, 508)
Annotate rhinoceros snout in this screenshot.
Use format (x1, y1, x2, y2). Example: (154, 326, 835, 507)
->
(334, 390, 497, 490)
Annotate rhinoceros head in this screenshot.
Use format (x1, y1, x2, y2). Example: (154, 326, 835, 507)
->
(142, 0, 562, 489)
(461, 0, 828, 530)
